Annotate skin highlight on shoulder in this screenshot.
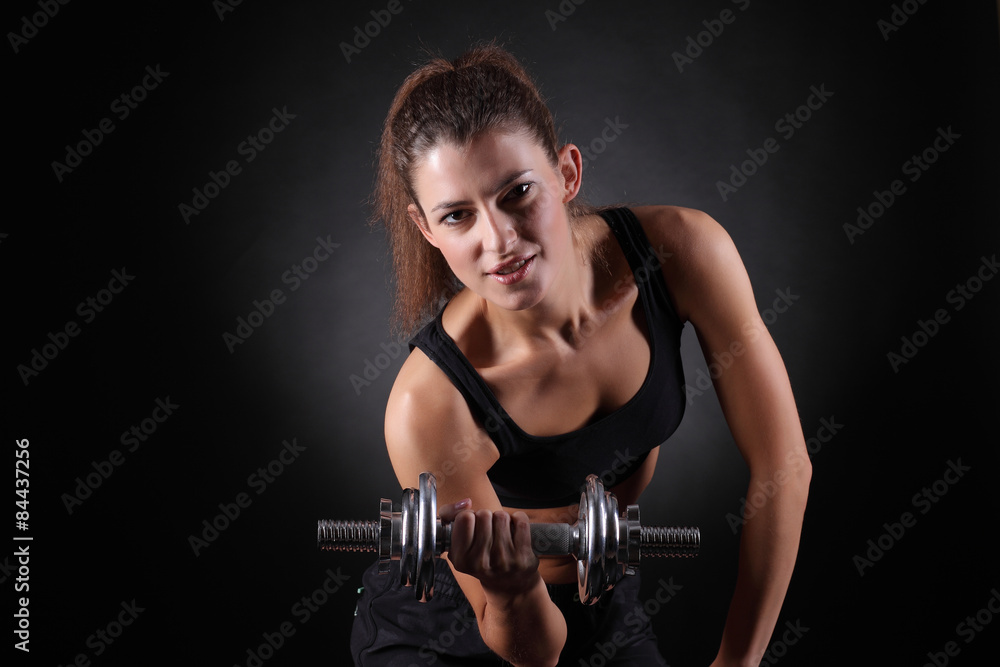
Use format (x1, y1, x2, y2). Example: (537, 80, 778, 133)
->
(631, 204, 744, 324)
(384, 346, 500, 493)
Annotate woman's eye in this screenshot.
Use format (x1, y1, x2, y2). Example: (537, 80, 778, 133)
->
(507, 183, 532, 199)
(441, 210, 469, 225)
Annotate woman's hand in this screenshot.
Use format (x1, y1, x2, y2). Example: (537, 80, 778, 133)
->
(439, 499, 541, 601)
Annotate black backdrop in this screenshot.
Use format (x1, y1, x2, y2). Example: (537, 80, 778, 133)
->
(7, 1, 1000, 665)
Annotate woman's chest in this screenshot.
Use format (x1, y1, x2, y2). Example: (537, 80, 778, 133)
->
(479, 296, 652, 437)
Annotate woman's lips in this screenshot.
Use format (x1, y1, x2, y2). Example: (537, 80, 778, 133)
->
(488, 256, 534, 285)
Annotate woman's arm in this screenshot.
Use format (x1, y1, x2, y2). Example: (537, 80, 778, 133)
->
(639, 206, 812, 666)
(384, 351, 567, 667)
(699, 320, 811, 667)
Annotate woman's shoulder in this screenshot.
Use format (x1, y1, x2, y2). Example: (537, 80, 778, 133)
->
(627, 205, 745, 323)
(629, 204, 732, 249)
(384, 327, 500, 481)
(385, 340, 466, 438)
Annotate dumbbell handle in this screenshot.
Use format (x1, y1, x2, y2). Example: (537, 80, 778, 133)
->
(526, 522, 700, 558)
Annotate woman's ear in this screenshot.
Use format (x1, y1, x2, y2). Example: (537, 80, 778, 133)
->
(556, 143, 583, 204)
(408, 203, 439, 248)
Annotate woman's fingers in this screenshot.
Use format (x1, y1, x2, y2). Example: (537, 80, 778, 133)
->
(437, 497, 471, 523)
(490, 510, 515, 569)
(447, 508, 475, 562)
(446, 507, 540, 580)
(470, 509, 496, 570)
(510, 511, 536, 567)
(446, 508, 491, 572)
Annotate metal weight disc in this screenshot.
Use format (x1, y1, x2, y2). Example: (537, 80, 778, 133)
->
(414, 472, 438, 602)
(576, 488, 590, 603)
(605, 493, 622, 589)
(578, 475, 609, 605)
(622, 504, 641, 576)
(399, 487, 417, 589)
(378, 498, 394, 575)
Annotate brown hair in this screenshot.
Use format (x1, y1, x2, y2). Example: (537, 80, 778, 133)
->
(371, 43, 592, 336)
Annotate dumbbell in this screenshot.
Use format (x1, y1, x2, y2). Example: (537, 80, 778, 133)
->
(317, 472, 699, 605)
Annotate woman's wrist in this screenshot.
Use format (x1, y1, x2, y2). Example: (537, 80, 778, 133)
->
(481, 569, 546, 612)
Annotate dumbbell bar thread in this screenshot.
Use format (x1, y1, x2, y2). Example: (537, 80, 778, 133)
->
(640, 526, 700, 557)
(317, 520, 379, 553)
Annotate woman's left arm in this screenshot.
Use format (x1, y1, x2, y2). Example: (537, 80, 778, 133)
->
(640, 206, 812, 667)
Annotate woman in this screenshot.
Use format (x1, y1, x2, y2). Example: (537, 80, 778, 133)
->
(351, 44, 811, 667)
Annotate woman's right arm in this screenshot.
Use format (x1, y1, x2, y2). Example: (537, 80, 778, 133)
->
(384, 349, 567, 667)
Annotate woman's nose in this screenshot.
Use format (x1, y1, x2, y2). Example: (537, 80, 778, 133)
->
(481, 211, 517, 254)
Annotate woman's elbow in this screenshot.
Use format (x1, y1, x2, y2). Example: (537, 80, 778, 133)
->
(749, 448, 812, 507)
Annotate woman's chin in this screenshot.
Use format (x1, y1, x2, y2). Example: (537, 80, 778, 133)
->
(481, 283, 544, 314)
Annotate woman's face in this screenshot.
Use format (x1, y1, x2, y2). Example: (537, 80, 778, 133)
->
(408, 129, 582, 313)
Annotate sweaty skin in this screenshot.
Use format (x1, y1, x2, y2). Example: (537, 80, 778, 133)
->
(386, 130, 810, 667)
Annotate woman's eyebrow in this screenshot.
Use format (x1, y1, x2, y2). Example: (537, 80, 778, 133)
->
(429, 169, 533, 213)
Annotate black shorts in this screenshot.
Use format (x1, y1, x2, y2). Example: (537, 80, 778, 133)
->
(350, 558, 668, 666)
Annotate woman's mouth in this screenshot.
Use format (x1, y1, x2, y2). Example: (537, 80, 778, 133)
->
(489, 256, 534, 285)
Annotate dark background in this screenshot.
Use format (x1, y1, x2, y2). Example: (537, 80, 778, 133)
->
(6, 1, 999, 665)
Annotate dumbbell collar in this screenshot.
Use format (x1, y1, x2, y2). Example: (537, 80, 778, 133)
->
(378, 473, 439, 602)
